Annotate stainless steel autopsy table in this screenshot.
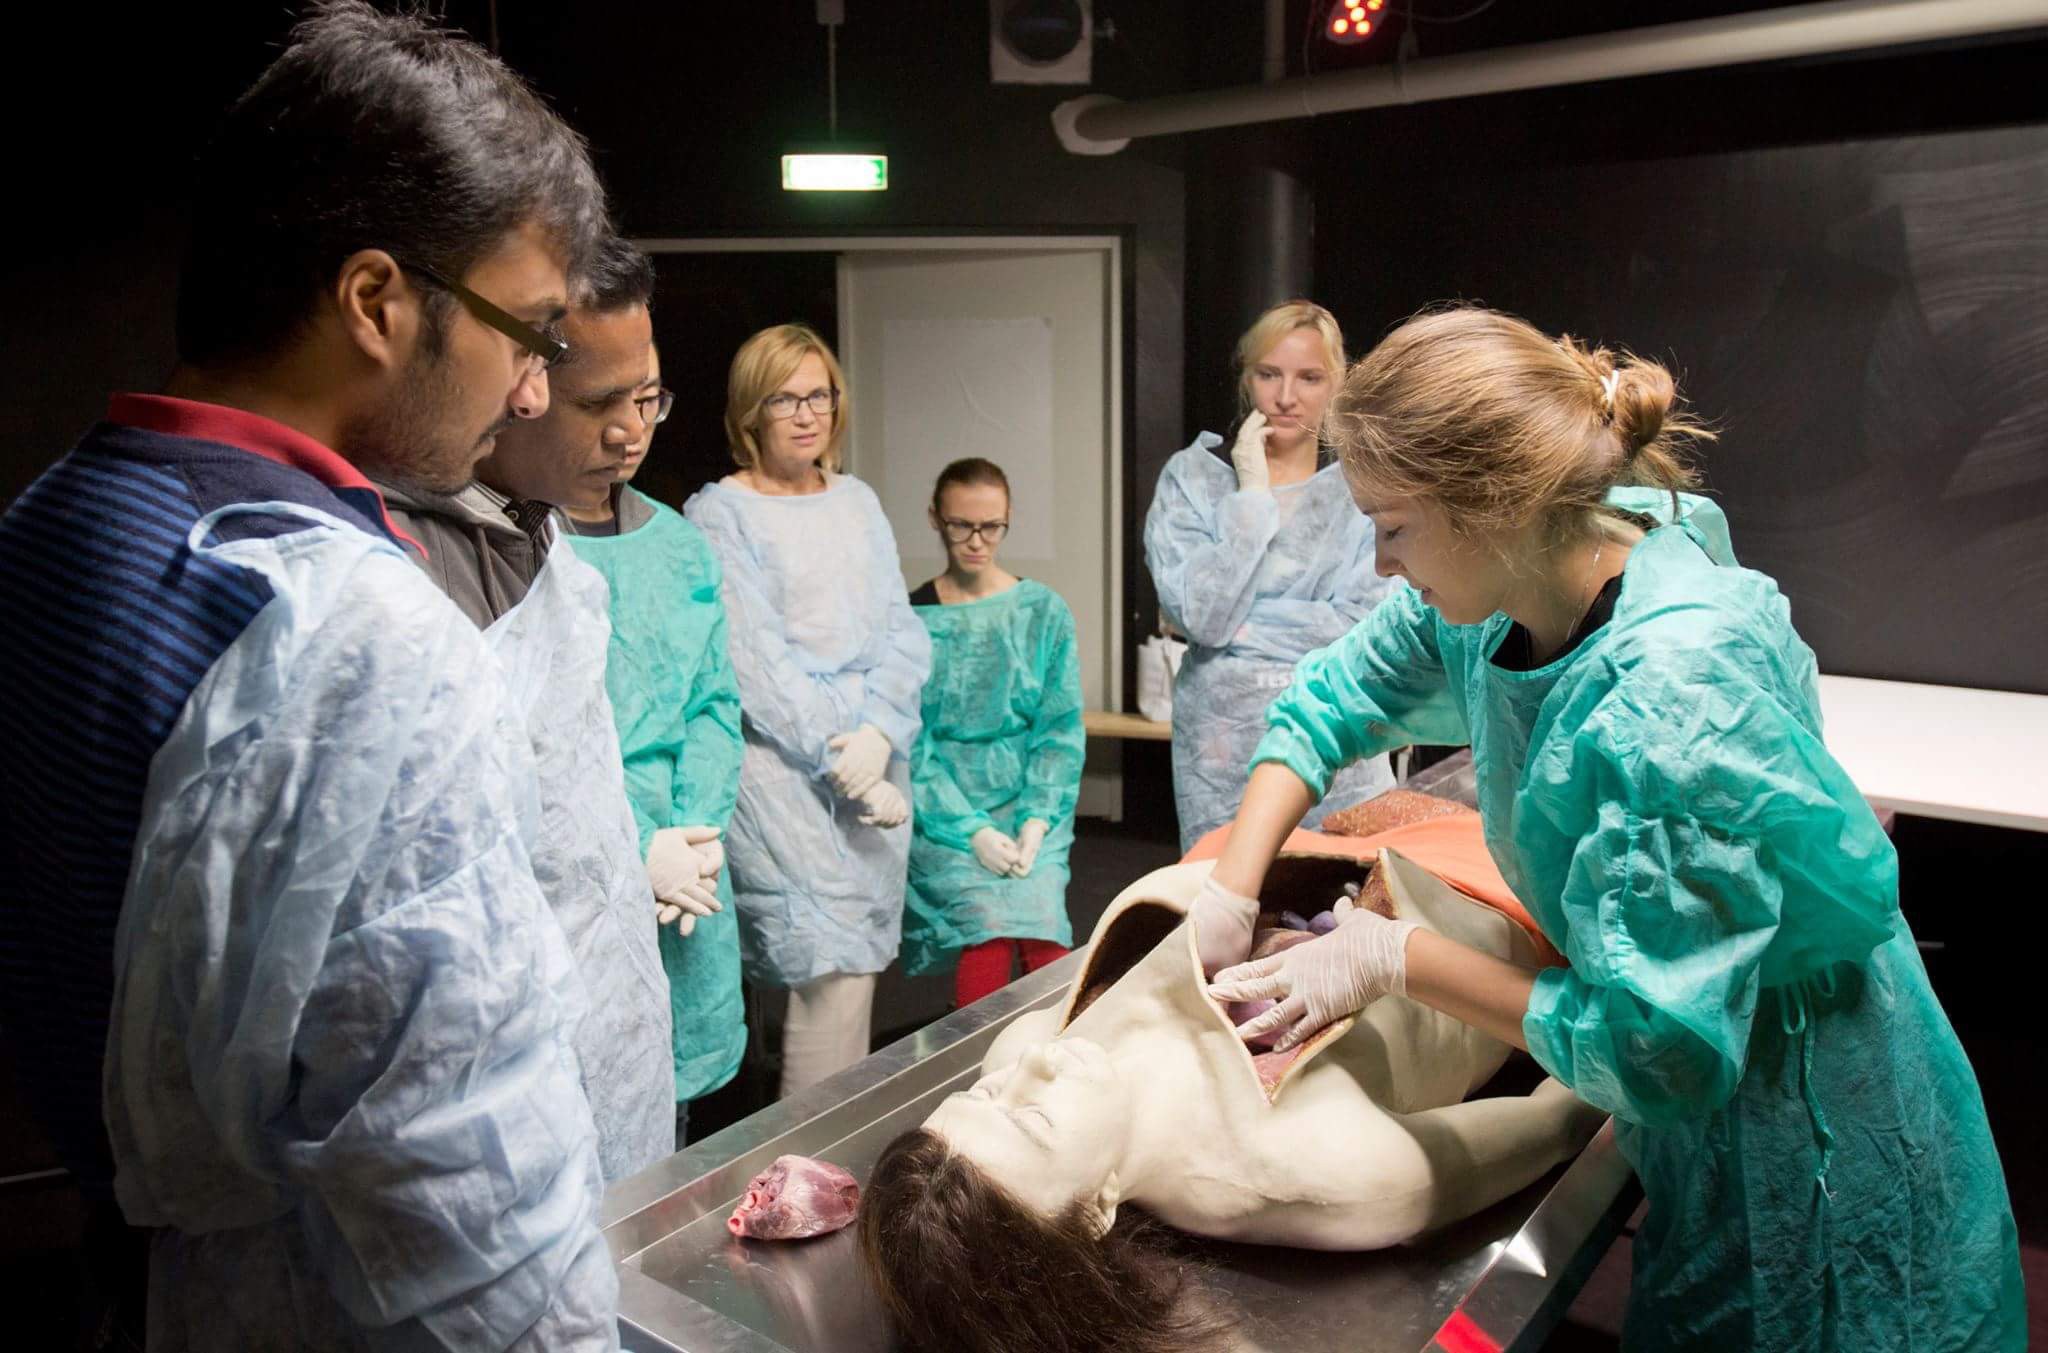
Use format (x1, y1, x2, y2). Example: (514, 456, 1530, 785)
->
(601, 751, 1641, 1351)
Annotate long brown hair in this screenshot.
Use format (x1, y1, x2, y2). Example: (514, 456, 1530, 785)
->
(859, 1128, 1231, 1352)
(1332, 304, 1713, 541)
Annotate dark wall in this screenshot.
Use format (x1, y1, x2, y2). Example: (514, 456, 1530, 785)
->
(637, 251, 841, 512)
(1298, 37, 2048, 694)
(495, 1, 1192, 687)
(4, 0, 1192, 710)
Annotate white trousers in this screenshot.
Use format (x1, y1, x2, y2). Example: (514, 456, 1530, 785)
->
(778, 972, 877, 1098)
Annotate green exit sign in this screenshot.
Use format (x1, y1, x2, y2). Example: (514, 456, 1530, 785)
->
(781, 153, 889, 192)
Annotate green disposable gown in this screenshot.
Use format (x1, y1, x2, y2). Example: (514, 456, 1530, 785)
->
(905, 580, 1086, 975)
(1254, 490, 2024, 1351)
(570, 490, 747, 1103)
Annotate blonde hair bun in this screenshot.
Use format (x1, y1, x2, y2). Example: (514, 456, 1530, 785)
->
(1334, 305, 1712, 537)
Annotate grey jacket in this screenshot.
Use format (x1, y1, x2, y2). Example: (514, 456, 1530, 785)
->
(557, 483, 658, 539)
(374, 479, 551, 628)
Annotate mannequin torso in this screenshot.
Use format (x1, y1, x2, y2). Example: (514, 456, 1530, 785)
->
(930, 850, 1601, 1250)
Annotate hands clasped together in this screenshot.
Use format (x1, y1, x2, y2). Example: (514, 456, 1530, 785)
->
(828, 724, 908, 826)
(646, 825, 725, 935)
(970, 818, 1050, 879)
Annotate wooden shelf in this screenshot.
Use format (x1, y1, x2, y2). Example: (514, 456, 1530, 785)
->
(1083, 710, 1173, 742)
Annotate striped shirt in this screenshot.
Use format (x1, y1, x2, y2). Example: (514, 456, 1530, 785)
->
(0, 394, 413, 1191)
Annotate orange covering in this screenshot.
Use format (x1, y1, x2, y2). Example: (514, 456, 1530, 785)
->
(1182, 815, 1564, 967)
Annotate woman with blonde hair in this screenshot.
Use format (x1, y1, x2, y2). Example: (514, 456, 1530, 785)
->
(1193, 305, 2022, 1350)
(1144, 299, 1398, 858)
(685, 323, 930, 1097)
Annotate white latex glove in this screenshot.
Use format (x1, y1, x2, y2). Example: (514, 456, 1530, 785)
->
(681, 826, 725, 884)
(827, 724, 892, 799)
(1189, 874, 1260, 979)
(1207, 898, 1421, 1052)
(856, 779, 908, 828)
(971, 826, 1021, 877)
(647, 826, 722, 919)
(1229, 409, 1272, 493)
(1011, 819, 1049, 878)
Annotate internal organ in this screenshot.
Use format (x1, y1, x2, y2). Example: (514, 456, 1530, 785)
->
(1318, 787, 1474, 838)
(1222, 928, 1319, 1067)
(727, 1155, 861, 1240)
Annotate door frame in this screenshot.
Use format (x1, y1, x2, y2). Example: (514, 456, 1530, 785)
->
(633, 233, 1128, 714)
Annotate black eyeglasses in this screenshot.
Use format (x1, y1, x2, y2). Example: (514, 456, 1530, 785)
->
(761, 388, 840, 421)
(634, 387, 674, 427)
(404, 261, 569, 372)
(939, 518, 1009, 544)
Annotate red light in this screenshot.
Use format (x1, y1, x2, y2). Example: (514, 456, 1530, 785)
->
(1367, 0, 1384, 9)
(1358, 18, 1372, 33)
(1349, 4, 1365, 17)
(1333, 17, 1349, 32)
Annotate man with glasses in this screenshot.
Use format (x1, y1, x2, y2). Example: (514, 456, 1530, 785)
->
(557, 243, 751, 1147)
(0, 4, 622, 1347)
(370, 233, 680, 1187)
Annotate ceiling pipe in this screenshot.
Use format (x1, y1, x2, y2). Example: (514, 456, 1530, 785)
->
(1052, 0, 2048, 154)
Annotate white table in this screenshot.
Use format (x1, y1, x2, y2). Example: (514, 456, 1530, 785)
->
(1817, 675, 2048, 833)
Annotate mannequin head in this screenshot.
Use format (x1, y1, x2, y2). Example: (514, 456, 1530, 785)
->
(923, 1035, 1129, 1229)
(860, 1128, 1225, 1353)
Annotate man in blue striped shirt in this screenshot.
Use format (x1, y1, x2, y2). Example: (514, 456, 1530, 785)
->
(0, 4, 626, 1348)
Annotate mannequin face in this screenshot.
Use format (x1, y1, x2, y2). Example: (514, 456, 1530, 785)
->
(926, 1036, 1131, 1224)
(1246, 326, 1336, 453)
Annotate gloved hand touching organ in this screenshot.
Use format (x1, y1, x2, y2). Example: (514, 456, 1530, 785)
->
(1188, 874, 1260, 979)
(1207, 891, 1420, 1052)
(827, 723, 892, 799)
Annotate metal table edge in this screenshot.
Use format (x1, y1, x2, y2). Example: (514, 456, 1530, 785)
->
(1425, 1118, 1641, 1353)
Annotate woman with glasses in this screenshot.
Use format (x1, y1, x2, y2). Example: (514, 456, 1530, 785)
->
(686, 324, 931, 1098)
(1144, 299, 1399, 858)
(903, 458, 1086, 1009)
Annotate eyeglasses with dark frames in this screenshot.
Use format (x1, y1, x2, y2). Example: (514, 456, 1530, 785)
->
(634, 387, 674, 428)
(761, 387, 840, 421)
(939, 518, 1009, 544)
(404, 261, 569, 372)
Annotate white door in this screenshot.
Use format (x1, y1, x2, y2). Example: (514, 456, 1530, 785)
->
(838, 247, 1120, 812)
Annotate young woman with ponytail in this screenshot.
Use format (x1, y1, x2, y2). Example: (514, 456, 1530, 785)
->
(1192, 305, 2022, 1352)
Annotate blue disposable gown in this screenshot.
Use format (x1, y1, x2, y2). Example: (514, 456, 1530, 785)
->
(1254, 491, 2025, 1351)
(685, 475, 931, 987)
(1143, 434, 1397, 850)
(904, 579, 1086, 975)
(483, 533, 675, 1182)
(104, 505, 618, 1351)
(569, 491, 747, 1104)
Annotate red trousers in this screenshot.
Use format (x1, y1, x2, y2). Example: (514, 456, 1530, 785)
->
(954, 937, 1069, 1008)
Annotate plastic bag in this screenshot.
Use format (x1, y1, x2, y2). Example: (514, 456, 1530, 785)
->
(1135, 631, 1186, 724)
